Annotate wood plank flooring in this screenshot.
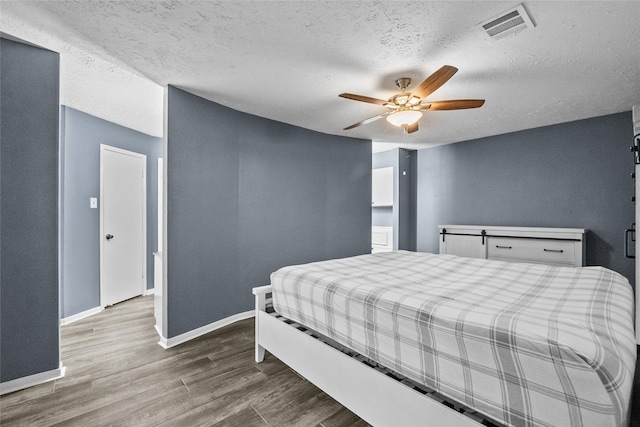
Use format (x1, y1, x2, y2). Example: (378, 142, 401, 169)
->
(2, 295, 639, 426)
(0, 296, 368, 427)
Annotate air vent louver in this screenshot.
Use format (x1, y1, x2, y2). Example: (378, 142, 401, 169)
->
(479, 4, 535, 41)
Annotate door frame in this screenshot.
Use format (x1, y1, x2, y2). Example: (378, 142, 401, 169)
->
(99, 144, 147, 308)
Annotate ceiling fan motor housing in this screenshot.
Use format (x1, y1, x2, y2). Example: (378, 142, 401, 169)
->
(395, 77, 412, 91)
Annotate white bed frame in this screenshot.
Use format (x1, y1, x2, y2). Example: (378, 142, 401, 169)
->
(253, 285, 481, 427)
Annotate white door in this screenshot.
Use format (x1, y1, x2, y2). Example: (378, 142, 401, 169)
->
(100, 144, 146, 307)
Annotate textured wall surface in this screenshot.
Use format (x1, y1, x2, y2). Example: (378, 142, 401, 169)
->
(2, 2, 638, 147)
(416, 111, 635, 287)
(166, 86, 371, 338)
(0, 12, 163, 137)
(60, 107, 162, 319)
(0, 38, 60, 382)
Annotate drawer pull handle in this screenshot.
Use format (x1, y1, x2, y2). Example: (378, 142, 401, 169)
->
(495, 245, 512, 249)
(543, 248, 564, 253)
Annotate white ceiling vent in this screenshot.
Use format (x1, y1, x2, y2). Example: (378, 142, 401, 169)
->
(479, 4, 535, 41)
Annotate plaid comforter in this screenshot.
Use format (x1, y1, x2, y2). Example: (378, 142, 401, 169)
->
(270, 251, 636, 427)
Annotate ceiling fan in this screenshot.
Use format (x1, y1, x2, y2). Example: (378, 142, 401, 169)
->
(339, 65, 485, 134)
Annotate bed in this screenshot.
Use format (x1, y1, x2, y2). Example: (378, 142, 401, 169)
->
(253, 251, 636, 426)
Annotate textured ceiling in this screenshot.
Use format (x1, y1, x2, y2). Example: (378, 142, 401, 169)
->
(2, 1, 639, 148)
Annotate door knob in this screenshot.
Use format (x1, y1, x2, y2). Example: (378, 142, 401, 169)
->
(106, 234, 114, 240)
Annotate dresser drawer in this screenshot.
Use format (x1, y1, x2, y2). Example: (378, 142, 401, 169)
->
(487, 237, 576, 266)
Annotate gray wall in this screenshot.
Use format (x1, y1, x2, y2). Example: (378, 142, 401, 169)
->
(372, 148, 417, 250)
(166, 86, 371, 338)
(0, 38, 60, 382)
(416, 111, 635, 287)
(60, 106, 162, 318)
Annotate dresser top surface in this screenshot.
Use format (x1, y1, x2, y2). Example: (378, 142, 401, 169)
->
(439, 225, 587, 235)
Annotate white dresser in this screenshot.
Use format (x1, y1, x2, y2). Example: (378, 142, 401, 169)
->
(439, 225, 586, 267)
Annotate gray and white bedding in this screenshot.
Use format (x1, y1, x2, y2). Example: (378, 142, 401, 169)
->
(270, 251, 636, 427)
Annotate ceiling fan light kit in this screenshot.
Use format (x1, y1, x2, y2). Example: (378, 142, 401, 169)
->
(388, 93, 421, 107)
(386, 110, 423, 127)
(339, 65, 485, 134)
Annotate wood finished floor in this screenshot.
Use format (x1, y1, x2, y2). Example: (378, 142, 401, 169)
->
(0, 296, 368, 427)
(2, 295, 639, 426)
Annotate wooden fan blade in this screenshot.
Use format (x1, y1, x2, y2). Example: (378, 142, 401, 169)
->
(411, 65, 458, 99)
(406, 122, 419, 133)
(343, 112, 391, 130)
(339, 93, 388, 106)
(423, 99, 485, 110)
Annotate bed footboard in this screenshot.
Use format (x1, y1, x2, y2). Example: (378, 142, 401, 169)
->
(252, 285, 271, 363)
(251, 284, 481, 426)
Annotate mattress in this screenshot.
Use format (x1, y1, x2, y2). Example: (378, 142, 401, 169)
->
(270, 251, 636, 427)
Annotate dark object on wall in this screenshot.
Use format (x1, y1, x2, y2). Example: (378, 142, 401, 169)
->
(624, 224, 635, 259)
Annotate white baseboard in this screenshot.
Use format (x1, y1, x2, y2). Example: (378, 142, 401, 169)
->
(60, 306, 103, 325)
(0, 363, 66, 396)
(158, 310, 254, 349)
(144, 288, 155, 296)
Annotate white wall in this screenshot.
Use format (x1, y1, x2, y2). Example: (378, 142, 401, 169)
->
(0, 11, 163, 137)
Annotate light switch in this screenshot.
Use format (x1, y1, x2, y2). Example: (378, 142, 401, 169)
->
(90, 197, 98, 209)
